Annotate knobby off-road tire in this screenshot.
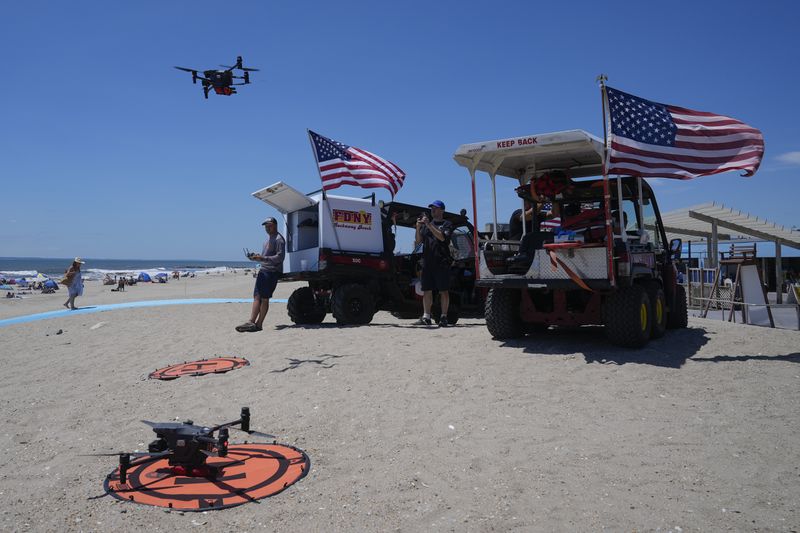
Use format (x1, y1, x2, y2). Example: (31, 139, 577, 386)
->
(604, 284, 652, 348)
(645, 281, 667, 339)
(667, 284, 688, 329)
(485, 289, 523, 339)
(332, 283, 376, 325)
(287, 286, 326, 324)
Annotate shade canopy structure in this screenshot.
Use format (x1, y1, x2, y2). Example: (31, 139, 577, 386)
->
(658, 203, 800, 249)
(453, 129, 605, 180)
(658, 202, 800, 304)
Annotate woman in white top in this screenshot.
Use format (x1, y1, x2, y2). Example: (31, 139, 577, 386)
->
(62, 257, 85, 310)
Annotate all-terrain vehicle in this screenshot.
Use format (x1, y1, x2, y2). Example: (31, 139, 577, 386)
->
(452, 130, 687, 348)
(251, 182, 482, 325)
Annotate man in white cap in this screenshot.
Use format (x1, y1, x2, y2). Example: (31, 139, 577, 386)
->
(237, 218, 285, 332)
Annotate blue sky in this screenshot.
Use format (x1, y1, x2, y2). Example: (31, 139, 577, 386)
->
(2, 1, 798, 260)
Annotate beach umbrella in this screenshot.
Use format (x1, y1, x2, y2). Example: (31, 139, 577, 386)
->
(138, 272, 152, 282)
(43, 280, 58, 289)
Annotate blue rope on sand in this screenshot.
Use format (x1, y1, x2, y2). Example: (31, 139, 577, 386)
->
(0, 298, 289, 327)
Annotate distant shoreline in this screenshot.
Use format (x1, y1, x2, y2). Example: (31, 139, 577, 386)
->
(0, 256, 255, 279)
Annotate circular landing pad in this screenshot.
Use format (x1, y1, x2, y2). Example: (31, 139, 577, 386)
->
(149, 357, 249, 380)
(104, 443, 309, 510)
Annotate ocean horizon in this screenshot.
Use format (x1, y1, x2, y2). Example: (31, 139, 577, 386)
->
(0, 256, 254, 280)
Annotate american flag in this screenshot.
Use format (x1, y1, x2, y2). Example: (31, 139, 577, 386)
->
(541, 217, 561, 230)
(606, 87, 764, 180)
(309, 130, 406, 196)
(539, 202, 560, 230)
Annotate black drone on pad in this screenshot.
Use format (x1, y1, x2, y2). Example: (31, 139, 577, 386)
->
(174, 56, 259, 99)
(86, 407, 274, 482)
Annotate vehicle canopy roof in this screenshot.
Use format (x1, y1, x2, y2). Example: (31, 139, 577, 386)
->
(453, 129, 604, 181)
(381, 201, 473, 231)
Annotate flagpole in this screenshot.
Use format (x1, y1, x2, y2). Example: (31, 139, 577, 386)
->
(597, 74, 616, 288)
(307, 130, 342, 252)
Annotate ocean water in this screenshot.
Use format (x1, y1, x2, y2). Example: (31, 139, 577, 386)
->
(0, 257, 253, 281)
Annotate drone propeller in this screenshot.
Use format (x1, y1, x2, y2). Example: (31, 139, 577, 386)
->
(80, 451, 153, 457)
(238, 428, 276, 439)
(220, 64, 259, 72)
(175, 66, 201, 84)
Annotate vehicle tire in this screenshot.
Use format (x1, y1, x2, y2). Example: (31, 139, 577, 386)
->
(667, 284, 688, 329)
(604, 284, 652, 348)
(485, 289, 523, 339)
(645, 281, 667, 339)
(287, 287, 326, 324)
(332, 283, 376, 325)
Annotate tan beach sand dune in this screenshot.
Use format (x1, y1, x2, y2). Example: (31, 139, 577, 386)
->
(0, 274, 798, 531)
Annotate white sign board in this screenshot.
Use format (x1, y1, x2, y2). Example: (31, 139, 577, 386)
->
(740, 264, 771, 326)
(319, 196, 383, 253)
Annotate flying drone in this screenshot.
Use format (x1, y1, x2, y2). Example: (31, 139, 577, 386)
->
(88, 407, 272, 482)
(174, 56, 259, 99)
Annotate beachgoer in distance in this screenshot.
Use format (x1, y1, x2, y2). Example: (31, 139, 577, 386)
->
(62, 257, 85, 310)
(414, 200, 453, 327)
(117, 276, 125, 291)
(236, 217, 285, 332)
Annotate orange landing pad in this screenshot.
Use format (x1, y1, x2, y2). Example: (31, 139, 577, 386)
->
(149, 357, 249, 380)
(104, 443, 309, 510)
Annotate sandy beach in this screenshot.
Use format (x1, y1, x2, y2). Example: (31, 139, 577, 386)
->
(0, 273, 798, 532)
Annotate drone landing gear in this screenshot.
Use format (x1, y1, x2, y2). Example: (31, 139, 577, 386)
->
(168, 464, 219, 479)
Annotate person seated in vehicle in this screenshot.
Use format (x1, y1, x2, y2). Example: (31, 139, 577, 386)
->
(507, 204, 557, 266)
(508, 200, 534, 241)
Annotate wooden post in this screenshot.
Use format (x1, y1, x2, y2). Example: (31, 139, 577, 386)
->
(701, 268, 720, 318)
(700, 267, 705, 312)
(710, 221, 718, 269)
(775, 240, 783, 304)
(728, 264, 741, 323)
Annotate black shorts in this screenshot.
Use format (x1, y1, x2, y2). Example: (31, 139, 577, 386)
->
(254, 270, 280, 299)
(421, 264, 451, 292)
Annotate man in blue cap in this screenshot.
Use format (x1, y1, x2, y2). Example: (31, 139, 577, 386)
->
(414, 200, 453, 327)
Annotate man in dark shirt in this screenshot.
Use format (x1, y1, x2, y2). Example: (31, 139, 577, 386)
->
(236, 217, 286, 332)
(414, 200, 454, 327)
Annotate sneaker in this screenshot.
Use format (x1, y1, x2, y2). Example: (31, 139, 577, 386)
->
(438, 316, 449, 327)
(413, 317, 432, 326)
(235, 321, 256, 332)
